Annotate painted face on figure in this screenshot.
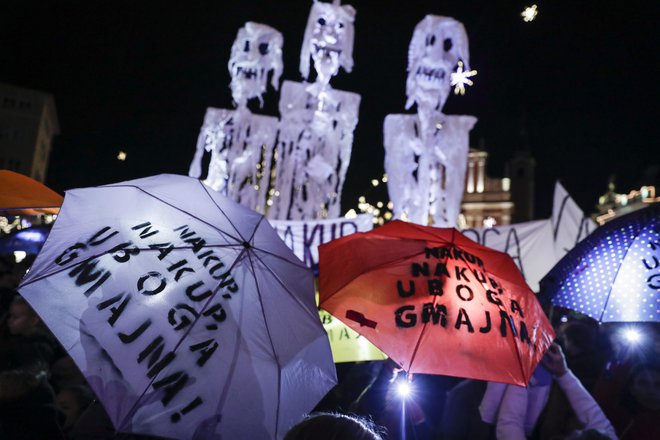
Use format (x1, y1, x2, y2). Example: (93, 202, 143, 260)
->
(229, 22, 283, 107)
(301, 1, 355, 86)
(406, 16, 470, 111)
(310, 8, 345, 83)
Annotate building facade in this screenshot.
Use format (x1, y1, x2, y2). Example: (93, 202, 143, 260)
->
(459, 148, 514, 228)
(0, 82, 59, 182)
(594, 178, 659, 225)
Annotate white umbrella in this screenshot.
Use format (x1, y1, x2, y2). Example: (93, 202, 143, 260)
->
(19, 174, 336, 439)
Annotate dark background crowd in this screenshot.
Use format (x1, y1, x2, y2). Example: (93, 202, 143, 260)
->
(1, 253, 658, 440)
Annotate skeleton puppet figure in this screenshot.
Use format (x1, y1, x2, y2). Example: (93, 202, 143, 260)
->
(384, 15, 477, 227)
(189, 22, 283, 213)
(269, 1, 360, 220)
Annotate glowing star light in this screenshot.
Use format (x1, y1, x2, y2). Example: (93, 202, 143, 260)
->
(117, 151, 127, 161)
(521, 5, 538, 22)
(450, 61, 477, 95)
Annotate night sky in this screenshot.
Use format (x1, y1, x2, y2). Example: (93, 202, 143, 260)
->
(1, 0, 657, 219)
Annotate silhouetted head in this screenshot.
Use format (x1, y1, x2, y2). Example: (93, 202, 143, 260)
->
(284, 412, 383, 440)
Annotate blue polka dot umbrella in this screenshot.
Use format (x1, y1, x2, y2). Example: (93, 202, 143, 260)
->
(540, 204, 660, 322)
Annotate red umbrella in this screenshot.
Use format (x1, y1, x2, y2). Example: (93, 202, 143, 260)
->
(0, 169, 63, 215)
(319, 220, 555, 386)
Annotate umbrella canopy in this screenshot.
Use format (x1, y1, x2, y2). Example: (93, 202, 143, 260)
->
(540, 204, 660, 322)
(18, 174, 336, 440)
(319, 220, 554, 386)
(0, 169, 63, 215)
(0, 225, 51, 254)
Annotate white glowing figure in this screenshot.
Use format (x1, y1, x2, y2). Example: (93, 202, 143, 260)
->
(450, 61, 477, 95)
(189, 22, 283, 213)
(269, 1, 360, 220)
(521, 5, 538, 22)
(384, 15, 477, 227)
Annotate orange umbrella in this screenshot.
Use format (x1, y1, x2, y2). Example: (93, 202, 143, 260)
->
(319, 220, 555, 386)
(0, 170, 63, 215)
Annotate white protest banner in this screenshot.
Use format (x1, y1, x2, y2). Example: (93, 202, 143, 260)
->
(268, 214, 373, 272)
(461, 182, 595, 291)
(551, 181, 597, 258)
(461, 220, 553, 292)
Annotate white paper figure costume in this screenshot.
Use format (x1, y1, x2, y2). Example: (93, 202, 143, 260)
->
(189, 22, 283, 213)
(269, 1, 361, 220)
(384, 16, 477, 227)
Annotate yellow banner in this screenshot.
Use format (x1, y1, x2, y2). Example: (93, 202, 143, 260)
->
(320, 309, 387, 363)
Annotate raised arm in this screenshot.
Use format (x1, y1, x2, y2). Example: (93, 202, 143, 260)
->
(542, 343, 618, 440)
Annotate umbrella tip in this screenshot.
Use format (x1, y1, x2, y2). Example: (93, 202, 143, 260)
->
(242, 241, 252, 249)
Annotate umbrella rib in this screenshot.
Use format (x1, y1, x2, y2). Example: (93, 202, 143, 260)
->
(225, 214, 307, 270)
(208, 247, 280, 436)
(403, 234, 528, 384)
(597, 223, 649, 322)
(457, 245, 529, 384)
(460, 246, 529, 384)
(406, 256, 450, 373)
(200, 187, 308, 274)
(249, 246, 309, 270)
(109, 183, 244, 243)
(246, 249, 282, 437)
(179, 245, 254, 432)
(252, 248, 321, 322)
(321, 246, 429, 307)
(197, 180, 249, 243)
(26, 237, 264, 429)
(406, 231, 458, 373)
(118, 242, 252, 429)
(247, 214, 263, 243)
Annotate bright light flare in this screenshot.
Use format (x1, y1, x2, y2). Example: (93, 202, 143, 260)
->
(117, 151, 127, 161)
(450, 61, 477, 95)
(395, 380, 413, 399)
(621, 327, 643, 345)
(16, 231, 44, 242)
(521, 5, 538, 22)
(483, 216, 497, 229)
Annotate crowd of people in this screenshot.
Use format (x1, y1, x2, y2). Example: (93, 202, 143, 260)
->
(1, 253, 658, 440)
